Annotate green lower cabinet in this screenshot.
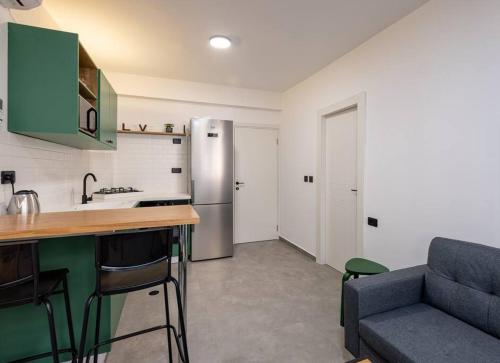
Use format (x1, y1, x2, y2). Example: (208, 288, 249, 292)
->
(0, 230, 189, 362)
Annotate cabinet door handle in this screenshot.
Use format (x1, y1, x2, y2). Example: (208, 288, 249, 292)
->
(87, 108, 97, 133)
(106, 139, 114, 144)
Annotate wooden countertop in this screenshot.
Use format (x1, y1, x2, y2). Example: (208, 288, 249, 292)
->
(0, 205, 199, 242)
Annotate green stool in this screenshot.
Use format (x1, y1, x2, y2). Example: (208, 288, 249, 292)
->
(340, 258, 389, 326)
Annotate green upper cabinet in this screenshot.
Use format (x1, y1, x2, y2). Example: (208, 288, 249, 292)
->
(7, 23, 116, 150)
(98, 70, 117, 149)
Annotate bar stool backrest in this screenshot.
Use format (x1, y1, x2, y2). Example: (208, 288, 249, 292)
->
(0, 240, 40, 304)
(95, 229, 173, 293)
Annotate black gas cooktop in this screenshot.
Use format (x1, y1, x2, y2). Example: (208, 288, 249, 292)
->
(94, 187, 143, 195)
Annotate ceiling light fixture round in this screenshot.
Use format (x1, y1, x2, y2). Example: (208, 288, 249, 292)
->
(209, 36, 232, 49)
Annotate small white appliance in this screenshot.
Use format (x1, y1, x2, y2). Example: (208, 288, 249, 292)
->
(0, 0, 43, 10)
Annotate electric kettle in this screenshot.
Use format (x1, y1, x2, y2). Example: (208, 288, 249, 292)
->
(7, 190, 41, 215)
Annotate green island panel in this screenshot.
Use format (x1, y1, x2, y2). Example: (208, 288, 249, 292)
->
(0, 226, 190, 362)
(0, 236, 125, 362)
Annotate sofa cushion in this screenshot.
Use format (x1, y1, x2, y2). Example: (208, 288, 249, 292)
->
(359, 303, 500, 363)
(425, 237, 500, 339)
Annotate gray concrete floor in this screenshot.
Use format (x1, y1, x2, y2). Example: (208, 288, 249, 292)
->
(106, 239, 353, 363)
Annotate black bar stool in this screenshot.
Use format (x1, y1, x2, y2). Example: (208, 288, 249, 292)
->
(78, 228, 189, 363)
(0, 240, 77, 363)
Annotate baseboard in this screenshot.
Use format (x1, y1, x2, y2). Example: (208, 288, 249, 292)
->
(279, 236, 316, 261)
(234, 238, 279, 245)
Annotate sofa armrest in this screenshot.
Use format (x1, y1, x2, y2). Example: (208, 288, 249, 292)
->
(344, 264, 426, 356)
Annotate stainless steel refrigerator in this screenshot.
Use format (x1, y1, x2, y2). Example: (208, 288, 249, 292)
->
(190, 118, 234, 261)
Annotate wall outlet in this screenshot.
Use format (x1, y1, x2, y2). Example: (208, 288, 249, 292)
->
(1, 170, 15, 185)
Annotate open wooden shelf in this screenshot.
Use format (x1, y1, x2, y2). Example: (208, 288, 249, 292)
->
(79, 79, 97, 100)
(117, 130, 187, 137)
(78, 43, 98, 107)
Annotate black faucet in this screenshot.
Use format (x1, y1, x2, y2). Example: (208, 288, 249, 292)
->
(82, 173, 97, 204)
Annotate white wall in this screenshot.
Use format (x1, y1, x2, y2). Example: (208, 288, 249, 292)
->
(112, 94, 280, 192)
(280, 0, 500, 269)
(106, 72, 282, 111)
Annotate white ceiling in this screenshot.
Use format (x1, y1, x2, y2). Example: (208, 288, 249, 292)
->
(43, 0, 427, 91)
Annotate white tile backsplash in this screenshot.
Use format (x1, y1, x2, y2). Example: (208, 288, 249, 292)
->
(0, 132, 111, 213)
(112, 133, 188, 193)
(0, 124, 187, 215)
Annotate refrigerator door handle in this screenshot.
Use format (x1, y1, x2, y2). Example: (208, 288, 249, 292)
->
(190, 179, 195, 232)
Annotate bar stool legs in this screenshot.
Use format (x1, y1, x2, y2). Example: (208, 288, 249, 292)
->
(164, 283, 174, 363)
(78, 294, 96, 363)
(93, 296, 102, 363)
(40, 277, 77, 363)
(62, 276, 78, 363)
(8, 287, 77, 363)
(78, 280, 189, 363)
(172, 278, 189, 363)
(42, 298, 60, 363)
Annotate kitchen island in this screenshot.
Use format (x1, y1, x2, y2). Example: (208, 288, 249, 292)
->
(0, 205, 199, 363)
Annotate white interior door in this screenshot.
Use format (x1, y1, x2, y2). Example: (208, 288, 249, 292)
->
(325, 107, 358, 272)
(234, 127, 278, 244)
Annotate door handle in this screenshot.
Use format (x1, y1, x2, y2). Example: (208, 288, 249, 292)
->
(235, 181, 245, 185)
(351, 188, 358, 192)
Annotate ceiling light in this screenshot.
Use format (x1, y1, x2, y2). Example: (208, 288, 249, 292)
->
(209, 36, 231, 49)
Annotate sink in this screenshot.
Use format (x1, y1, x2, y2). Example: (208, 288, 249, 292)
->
(73, 201, 136, 211)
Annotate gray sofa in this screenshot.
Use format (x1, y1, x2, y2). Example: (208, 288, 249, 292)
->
(344, 237, 500, 363)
